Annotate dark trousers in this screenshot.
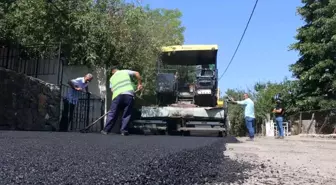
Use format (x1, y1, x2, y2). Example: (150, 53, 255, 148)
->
(59, 99, 75, 131)
(245, 116, 255, 138)
(104, 94, 134, 133)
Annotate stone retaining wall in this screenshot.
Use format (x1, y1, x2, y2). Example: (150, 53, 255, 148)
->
(0, 67, 61, 131)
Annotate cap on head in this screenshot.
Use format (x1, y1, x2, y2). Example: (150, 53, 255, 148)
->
(110, 65, 118, 71)
(110, 65, 118, 74)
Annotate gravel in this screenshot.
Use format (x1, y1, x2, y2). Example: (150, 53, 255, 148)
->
(223, 136, 336, 185)
(0, 131, 253, 185)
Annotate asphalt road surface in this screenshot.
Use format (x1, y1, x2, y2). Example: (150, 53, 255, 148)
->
(2, 131, 334, 185)
(0, 131, 252, 185)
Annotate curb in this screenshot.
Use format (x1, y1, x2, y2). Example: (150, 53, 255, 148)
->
(298, 134, 336, 139)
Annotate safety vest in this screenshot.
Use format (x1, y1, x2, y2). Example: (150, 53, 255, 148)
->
(110, 70, 134, 100)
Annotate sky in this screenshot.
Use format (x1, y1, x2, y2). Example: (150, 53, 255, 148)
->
(139, 0, 305, 94)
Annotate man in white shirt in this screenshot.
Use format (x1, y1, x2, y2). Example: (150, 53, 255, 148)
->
(59, 73, 93, 131)
(230, 93, 256, 141)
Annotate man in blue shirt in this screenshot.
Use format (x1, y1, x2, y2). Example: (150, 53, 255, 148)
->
(230, 93, 255, 141)
(59, 73, 93, 131)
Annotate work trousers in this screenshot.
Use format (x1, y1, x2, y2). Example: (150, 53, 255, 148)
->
(104, 94, 134, 133)
(59, 98, 76, 131)
(245, 116, 255, 139)
(275, 116, 284, 137)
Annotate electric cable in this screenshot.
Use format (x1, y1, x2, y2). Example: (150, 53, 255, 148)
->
(218, 0, 259, 81)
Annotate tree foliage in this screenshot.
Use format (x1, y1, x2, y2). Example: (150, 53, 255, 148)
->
(253, 78, 300, 119)
(253, 82, 284, 119)
(1, 0, 185, 98)
(224, 89, 246, 136)
(289, 0, 336, 110)
(225, 0, 336, 136)
(221, 1, 336, 136)
(3, 0, 335, 136)
(225, 78, 300, 136)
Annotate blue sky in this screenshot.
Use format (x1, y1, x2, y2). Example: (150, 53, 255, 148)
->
(140, 0, 304, 94)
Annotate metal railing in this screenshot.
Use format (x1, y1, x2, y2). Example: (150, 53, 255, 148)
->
(0, 44, 61, 79)
(0, 43, 107, 132)
(60, 84, 105, 132)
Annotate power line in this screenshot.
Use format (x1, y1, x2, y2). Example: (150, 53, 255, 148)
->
(218, 0, 259, 81)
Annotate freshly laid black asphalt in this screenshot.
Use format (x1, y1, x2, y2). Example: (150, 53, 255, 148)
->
(0, 131, 253, 185)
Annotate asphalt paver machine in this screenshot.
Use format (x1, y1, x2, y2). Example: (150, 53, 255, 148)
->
(133, 45, 229, 137)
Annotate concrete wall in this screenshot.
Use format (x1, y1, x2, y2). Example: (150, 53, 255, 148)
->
(289, 112, 336, 134)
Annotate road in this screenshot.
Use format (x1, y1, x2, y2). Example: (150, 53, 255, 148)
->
(224, 136, 336, 185)
(0, 131, 250, 185)
(0, 132, 335, 185)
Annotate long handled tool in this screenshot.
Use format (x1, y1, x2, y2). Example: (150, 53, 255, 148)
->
(79, 111, 110, 133)
(79, 89, 142, 133)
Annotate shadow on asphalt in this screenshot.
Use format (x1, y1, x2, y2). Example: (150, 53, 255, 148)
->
(128, 127, 243, 141)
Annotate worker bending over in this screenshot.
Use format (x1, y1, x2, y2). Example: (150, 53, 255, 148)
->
(60, 73, 93, 131)
(101, 66, 142, 136)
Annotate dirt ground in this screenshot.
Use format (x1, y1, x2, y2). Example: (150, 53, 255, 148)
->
(222, 136, 336, 185)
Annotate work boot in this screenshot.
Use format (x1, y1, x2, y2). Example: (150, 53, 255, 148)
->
(101, 130, 108, 135)
(246, 137, 254, 141)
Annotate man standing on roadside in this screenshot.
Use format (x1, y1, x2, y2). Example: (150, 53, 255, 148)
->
(273, 95, 285, 139)
(230, 93, 256, 141)
(59, 73, 93, 131)
(101, 66, 142, 136)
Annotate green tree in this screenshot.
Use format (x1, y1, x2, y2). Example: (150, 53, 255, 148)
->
(2, 0, 113, 62)
(1, 0, 185, 100)
(116, 5, 185, 98)
(254, 81, 286, 119)
(224, 79, 298, 136)
(289, 0, 336, 110)
(224, 89, 246, 136)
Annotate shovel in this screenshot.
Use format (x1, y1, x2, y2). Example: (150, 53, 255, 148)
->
(79, 89, 142, 133)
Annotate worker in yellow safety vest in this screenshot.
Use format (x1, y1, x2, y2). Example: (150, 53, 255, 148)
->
(101, 65, 143, 136)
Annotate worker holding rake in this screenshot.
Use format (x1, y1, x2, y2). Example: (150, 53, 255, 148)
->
(101, 66, 143, 136)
